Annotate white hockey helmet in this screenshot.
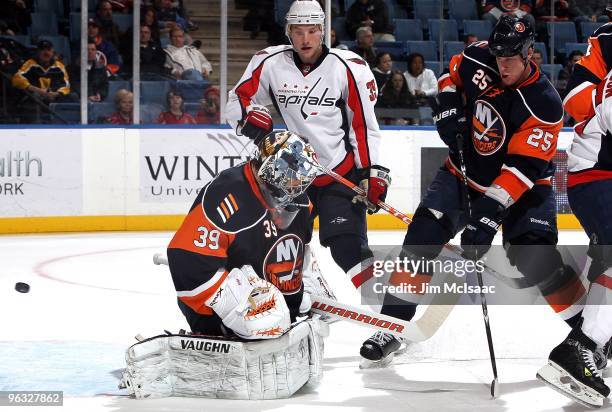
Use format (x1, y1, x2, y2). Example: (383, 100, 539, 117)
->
(256, 131, 318, 207)
(285, 0, 325, 44)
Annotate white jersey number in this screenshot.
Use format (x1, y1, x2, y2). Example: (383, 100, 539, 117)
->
(263, 220, 278, 238)
(194, 227, 221, 250)
(472, 69, 492, 91)
(526, 128, 554, 152)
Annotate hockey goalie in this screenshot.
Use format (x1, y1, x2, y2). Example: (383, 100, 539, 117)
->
(121, 131, 334, 400)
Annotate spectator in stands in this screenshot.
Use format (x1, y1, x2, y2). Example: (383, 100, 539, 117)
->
(532, 49, 544, 68)
(156, 89, 196, 124)
(372, 51, 392, 90)
(350, 26, 377, 67)
(139, 24, 168, 78)
(157, 0, 189, 32)
(70, 39, 109, 102)
(463, 33, 478, 46)
(330, 27, 348, 50)
(12, 40, 75, 103)
(106, 88, 133, 124)
(557, 49, 584, 90)
(0, 0, 31, 35)
(533, 0, 571, 22)
(95, 0, 122, 46)
(142, 5, 162, 42)
(403, 52, 437, 105)
(346, 0, 395, 42)
(569, 0, 610, 25)
(89, 18, 123, 75)
(107, 0, 132, 13)
(378, 70, 416, 124)
(196, 86, 220, 124)
(164, 27, 212, 80)
(482, 0, 536, 30)
(533, 0, 571, 41)
(122, 24, 168, 79)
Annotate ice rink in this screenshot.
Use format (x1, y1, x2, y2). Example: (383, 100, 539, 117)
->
(1, 229, 610, 412)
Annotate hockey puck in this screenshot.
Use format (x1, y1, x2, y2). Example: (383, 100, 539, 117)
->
(15, 282, 30, 293)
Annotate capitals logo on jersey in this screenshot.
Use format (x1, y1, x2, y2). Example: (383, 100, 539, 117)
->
(263, 234, 304, 294)
(276, 77, 337, 119)
(472, 100, 507, 155)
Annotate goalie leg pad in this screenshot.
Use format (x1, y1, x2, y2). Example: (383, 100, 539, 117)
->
(122, 318, 329, 400)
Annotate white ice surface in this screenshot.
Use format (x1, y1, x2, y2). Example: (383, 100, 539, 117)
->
(0, 229, 609, 411)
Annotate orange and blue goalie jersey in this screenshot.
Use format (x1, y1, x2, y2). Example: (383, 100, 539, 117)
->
(167, 161, 312, 320)
(438, 41, 563, 204)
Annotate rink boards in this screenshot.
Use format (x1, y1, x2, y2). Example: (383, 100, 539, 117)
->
(0, 126, 578, 234)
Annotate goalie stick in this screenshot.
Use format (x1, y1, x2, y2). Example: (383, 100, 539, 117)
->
(152, 253, 455, 342)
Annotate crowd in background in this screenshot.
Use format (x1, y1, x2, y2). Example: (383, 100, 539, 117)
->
(0, 0, 220, 124)
(1, 0, 610, 125)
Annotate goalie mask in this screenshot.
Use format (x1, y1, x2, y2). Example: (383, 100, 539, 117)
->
(256, 131, 318, 208)
(285, 0, 325, 47)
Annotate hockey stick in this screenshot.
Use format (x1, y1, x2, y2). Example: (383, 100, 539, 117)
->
(152, 253, 455, 342)
(456, 135, 499, 399)
(308, 159, 531, 290)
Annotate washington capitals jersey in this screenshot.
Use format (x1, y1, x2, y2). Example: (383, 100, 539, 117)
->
(167, 161, 312, 319)
(226, 45, 381, 187)
(564, 23, 612, 122)
(439, 41, 564, 205)
(567, 70, 612, 187)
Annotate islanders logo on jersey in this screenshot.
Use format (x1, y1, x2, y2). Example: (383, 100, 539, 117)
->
(263, 234, 304, 295)
(472, 100, 506, 155)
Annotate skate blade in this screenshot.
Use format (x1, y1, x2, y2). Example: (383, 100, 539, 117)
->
(358, 343, 408, 370)
(536, 362, 605, 409)
(359, 352, 395, 369)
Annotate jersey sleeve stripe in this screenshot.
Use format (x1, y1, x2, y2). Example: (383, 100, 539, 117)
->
(224, 197, 235, 214)
(176, 268, 228, 298)
(217, 206, 227, 223)
(563, 80, 594, 107)
(346, 67, 371, 168)
(501, 164, 534, 188)
(492, 168, 532, 201)
(544, 273, 586, 314)
(437, 73, 456, 93)
(177, 269, 229, 315)
(235, 63, 266, 115)
(594, 273, 612, 290)
(580, 36, 608, 79)
(448, 54, 464, 90)
(228, 193, 239, 211)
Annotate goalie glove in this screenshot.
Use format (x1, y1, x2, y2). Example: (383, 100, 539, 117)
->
(239, 105, 273, 144)
(352, 166, 391, 214)
(206, 265, 290, 339)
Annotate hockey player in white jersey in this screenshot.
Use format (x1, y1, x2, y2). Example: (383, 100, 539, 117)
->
(226, 0, 390, 331)
(536, 70, 612, 408)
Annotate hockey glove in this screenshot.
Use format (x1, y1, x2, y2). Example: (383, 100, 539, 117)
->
(461, 195, 505, 261)
(352, 165, 391, 214)
(206, 265, 290, 339)
(240, 105, 273, 144)
(430, 91, 468, 153)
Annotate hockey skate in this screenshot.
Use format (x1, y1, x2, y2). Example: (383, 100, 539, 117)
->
(359, 331, 408, 369)
(537, 329, 610, 408)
